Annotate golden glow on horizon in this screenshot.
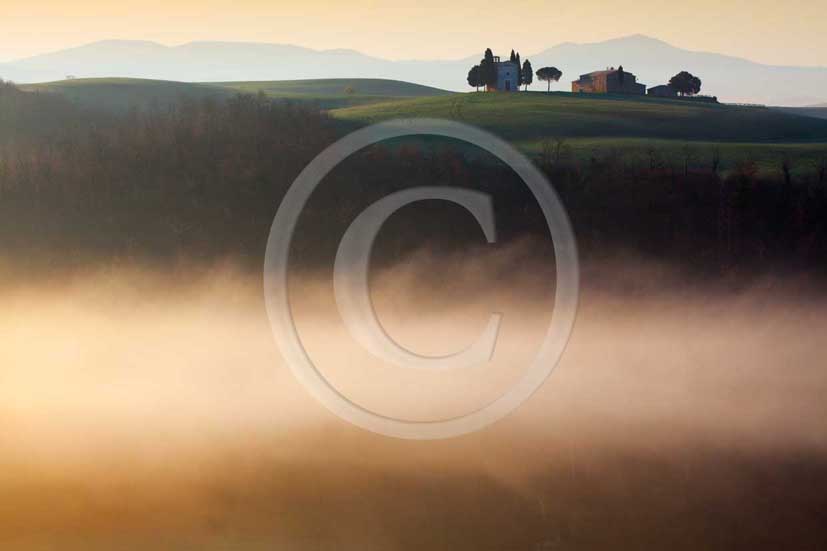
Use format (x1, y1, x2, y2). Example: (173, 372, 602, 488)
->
(1, 0, 825, 67)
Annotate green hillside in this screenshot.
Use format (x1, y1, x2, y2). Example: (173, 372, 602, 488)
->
(330, 92, 827, 173)
(22, 77, 451, 112)
(21, 78, 235, 112)
(515, 137, 827, 176)
(215, 78, 452, 109)
(331, 91, 827, 142)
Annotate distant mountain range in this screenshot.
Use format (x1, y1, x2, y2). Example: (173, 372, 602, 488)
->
(2, 35, 825, 106)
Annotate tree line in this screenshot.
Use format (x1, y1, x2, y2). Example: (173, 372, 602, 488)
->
(465, 50, 705, 96)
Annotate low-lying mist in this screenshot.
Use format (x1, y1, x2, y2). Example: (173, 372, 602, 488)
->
(1, 249, 826, 550)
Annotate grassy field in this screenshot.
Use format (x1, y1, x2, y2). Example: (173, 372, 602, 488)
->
(330, 91, 827, 173)
(513, 137, 827, 175)
(22, 77, 450, 112)
(331, 91, 827, 142)
(215, 78, 452, 109)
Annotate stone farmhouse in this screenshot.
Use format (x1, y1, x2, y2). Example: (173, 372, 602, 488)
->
(571, 66, 646, 95)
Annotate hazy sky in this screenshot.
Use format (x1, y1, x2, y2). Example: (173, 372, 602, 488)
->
(2, 0, 825, 66)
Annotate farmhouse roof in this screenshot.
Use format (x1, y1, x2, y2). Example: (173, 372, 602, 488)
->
(583, 69, 616, 76)
(579, 67, 634, 78)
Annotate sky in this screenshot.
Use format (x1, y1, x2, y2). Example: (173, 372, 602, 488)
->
(1, 0, 825, 67)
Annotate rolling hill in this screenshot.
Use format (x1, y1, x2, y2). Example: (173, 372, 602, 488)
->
(9, 78, 826, 173)
(21, 78, 236, 112)
(215, 78, 451, 109)
(18, 77, 827, 144)
(331, 92, 827, 142)
(21, 77, 450, 112)
(3, 35, 826, 106)
(330, 92, 827, 173)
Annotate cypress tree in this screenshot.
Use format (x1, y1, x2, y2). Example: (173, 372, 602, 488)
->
(522, 59, 533, 91)
(481, 48, 497, 90)
(515, 52, 522, 86)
